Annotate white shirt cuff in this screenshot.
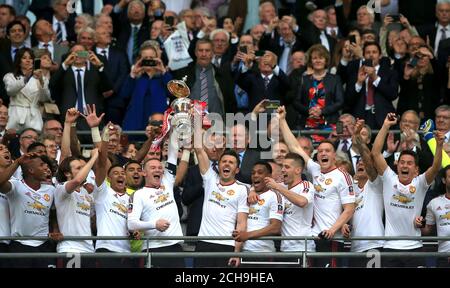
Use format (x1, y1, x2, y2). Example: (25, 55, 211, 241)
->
(373, 76, 381, 87)
(273, 66, 280, 76)
(355, 83, 363, 93)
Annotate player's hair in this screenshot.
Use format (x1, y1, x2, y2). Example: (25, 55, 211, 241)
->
(285, 152, 305, 168)
(253, 161, 272, 174)
(108, 164, 124, 175)
(398, 150, 419, 166)
(219, 149, 240, 167)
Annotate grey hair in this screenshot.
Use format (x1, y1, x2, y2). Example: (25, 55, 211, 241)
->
(210, 28, 230, 42)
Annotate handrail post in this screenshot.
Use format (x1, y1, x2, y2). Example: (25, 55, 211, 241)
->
(146, 237, 151, 268)
(303, 237, 307, 268)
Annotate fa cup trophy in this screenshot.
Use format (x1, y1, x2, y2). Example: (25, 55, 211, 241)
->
(167, 76, 193, 143)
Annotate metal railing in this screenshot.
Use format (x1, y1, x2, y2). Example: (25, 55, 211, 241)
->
(0, 236, 448, 268)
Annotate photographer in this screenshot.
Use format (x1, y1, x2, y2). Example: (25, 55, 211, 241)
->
(121, 42, 172, 132)
(397, 46, 440, 120)
(4, 48, 51, 132)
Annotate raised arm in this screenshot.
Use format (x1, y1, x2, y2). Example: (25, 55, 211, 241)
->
(81, 104, 106, 187)
(425, 131, 444, 184)
(63, 149, 99, 193)
(352, 119, 378, 181)
(193, 119, 210, 175)
(135, 124, 159, 163)
(0, 153, 35, 193)
(277, 106, 311, 163)
(60, 108, 80, 163)
(265, 177, 309, 207)
(371, 113, 398, 175)
(175, 149, 191, 187)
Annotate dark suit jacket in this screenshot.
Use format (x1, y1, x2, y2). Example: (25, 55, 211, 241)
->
(236, 67, 290, 112)
(286, 66, 307, 129)
(258, 30, 304, 60)
(172, 62, 237, 115)
(227, 0, 275, 34)
(345, 60, 399, 129)
(181, 165, 204, 236)
(0, 40, 16, 105)
(386, 137, 433, 174)
(94, 46, 130, 108)
(294, 73, 344, 127)
(40, 12, 76, 44)
(236, 149, 261, 185)
(300, 23, 336, 54)
(49, 65, 113, 123)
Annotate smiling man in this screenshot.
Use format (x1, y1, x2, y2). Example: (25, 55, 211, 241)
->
(232, 162, 283, 266)
(372, 113, 444, 267)
(277, 106, 355, 267)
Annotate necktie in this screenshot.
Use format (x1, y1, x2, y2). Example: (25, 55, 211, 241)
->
(132, 26, 139, 63)
(12, 48, 18, 61)
(354, 155, 361, 164)
(330, 28, 337, 38)
(212, 161, 219, 174)
(43, 43, 49, 49)
(366, 78, 375, 107)
(441, 28, 448, 42)
(342, 139, 349, 153)
(264, 76, 270, 89)
(76, 69, 83, 112)
(200, 68, 208, 107)
(56, 22, 62, 44)
(101, 49, 108, 61)
(213, 56, 220, 67)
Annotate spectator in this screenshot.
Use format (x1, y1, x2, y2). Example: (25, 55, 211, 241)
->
(121, 43, 171, 131)
(301, 9, 336, 53)
(345, 42, 399, 129)
(0, 105, 8, 141)
(228, 0, 275, 34)
(77, 26, 96, 51)
(15, 15, 31, 48)
(0, 4, 15, 39)
(294, 44, 344, 142)
(4, 48, 51, 132)
(249, 24, 265, 49)
(32, 19, 68, 67)
(417, 1, 450, 55)
(41, 134, 58, 161)
(74, 13, 94, 35)
(41, 0, 76, 46)
(94, 25, 130, 125)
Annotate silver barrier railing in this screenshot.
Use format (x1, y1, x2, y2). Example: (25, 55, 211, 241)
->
(0, 236, 449, 268)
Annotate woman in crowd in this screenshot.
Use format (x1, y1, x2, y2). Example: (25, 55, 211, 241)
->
(3, 48, 52, 132)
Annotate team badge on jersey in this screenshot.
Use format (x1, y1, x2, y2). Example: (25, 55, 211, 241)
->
(325, 178, 332, 185)
(227, 190, 235, 196)
(409, 186, 416, 194)
(43, 194, 50, 202)
(258, 199, 265, 206)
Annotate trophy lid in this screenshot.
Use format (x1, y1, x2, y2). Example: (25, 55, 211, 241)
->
(167, 76, 190, 98)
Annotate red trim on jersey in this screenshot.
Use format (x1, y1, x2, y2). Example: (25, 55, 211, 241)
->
(288, 180, 303, 190)
(338, 168, 353, 186)
(445, 193, 450, 200)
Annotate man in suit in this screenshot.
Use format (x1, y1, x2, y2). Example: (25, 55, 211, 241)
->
(210, 29, 234, 73)
(172, 39, 236, 118)
(182, 133, 225, 236)
(39, 0, 76, 45)
(236, 50, 290, 112)
(0, 0, 28, 16)
(0, 4, 14, 39)
(231, 123, 261, 185)
(346, 42, 399, 129)
(112, 0, 149, 65)
(49, 44, 112, 131)
(259, 16, 303, 74)
(300, 9, 336, 54)
(418, 1, 450, 56)
(32, 19, 68, 69)
(94, 25, 129, 125)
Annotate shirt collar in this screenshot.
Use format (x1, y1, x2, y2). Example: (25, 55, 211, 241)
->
(261, 73, 274, 80)
(131, 23, 142, 29)
(72, 66, 86, 73)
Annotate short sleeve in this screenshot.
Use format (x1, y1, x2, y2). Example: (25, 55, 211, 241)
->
(425, 201, 436, 226)
(339, 171, 356, 205)
(269, 192, 284, 221)
(237, 188, 249, 214)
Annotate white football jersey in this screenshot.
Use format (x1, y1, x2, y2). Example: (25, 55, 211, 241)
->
(307, 160, 355, 240)
(55, 182, 107, 253)
(281, 181, 316, 252)
(0, 193, 10, 245)
(198, 168, 249, 246)
(425, 195, 450, 252)
(95, 186, 130, 253)
(382, 167, 429, 250)
(6, 180, 54, 247)
(128, 170, 183, 249)
(351, 177, 384, 252)
(243, 190, 283, 252)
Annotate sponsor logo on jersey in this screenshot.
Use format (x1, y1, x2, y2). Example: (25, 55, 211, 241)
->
(212, 191, 228, 202)
(440, 212, 450, 220)
(154, 193, 169, 203)
(249, 207, 259, 215)
(314, 184, 324, 192)
(27, 200, 46, 212)
(392, 192, 413, 204)
(113, 202, 128, 213)
(325, 178, 332, 185)
(77, 201, 90, 211)
(258, 199, 265, 206)
(409, 186, 416, 194)
(227, 190, 235, 196)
